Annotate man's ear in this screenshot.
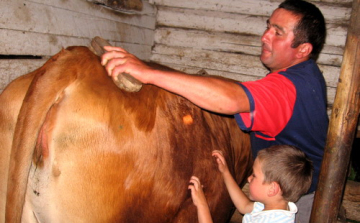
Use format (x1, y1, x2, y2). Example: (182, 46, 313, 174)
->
(296, 43, 313, 59)
(267, 182, 281, 197)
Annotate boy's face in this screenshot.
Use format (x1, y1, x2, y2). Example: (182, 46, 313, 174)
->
(247, 158, 270, 202)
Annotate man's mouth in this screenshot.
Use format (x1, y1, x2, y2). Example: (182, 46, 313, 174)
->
(262, 44, 271, 53)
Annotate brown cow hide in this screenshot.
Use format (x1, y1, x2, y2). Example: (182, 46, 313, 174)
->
(0, 46, 252, 223)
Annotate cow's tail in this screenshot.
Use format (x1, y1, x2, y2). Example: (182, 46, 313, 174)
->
(5, 47, 86, 222)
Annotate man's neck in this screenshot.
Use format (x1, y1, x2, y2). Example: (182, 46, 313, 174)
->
(270, 58, 310, 73)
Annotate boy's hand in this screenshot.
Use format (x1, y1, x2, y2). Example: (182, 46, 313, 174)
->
(188, 176, 208, 208)
(212, 150, 229, 173)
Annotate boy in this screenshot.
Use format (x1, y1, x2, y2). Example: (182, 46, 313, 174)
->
(189, 145, 313, 222)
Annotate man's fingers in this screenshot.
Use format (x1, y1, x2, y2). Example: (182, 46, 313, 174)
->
(101, 49, 127, 66)
(103, 45, 126, 52)
(103, 57, 129, 78)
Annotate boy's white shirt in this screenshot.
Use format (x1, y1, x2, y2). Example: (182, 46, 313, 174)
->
(242, 202, 298, 223)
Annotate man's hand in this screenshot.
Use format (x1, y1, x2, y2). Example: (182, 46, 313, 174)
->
(101, 46, 151, 84)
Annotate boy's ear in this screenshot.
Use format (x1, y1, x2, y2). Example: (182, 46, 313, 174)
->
(267, 182, 281, 197)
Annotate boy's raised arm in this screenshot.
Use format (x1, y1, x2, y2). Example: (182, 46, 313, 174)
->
(212, 150, 254, 214)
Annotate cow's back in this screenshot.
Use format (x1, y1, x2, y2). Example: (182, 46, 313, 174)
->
(1, 46, 251, 223)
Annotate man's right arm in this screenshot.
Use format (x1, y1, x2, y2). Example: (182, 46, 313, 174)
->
(101, 46, 250, 115)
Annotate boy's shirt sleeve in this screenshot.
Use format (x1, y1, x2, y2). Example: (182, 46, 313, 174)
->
(235, 73, 296, 139)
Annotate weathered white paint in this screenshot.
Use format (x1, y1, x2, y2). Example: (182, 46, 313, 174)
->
(154, 28, 344, 66)
(0, 0, 156, 92)
(0, 59, 48, 91)
(153, 0, 351, 23)
(0, 0, 155, 55)
(155, 6, 348, 49)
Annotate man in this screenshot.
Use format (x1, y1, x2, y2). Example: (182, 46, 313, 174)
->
(101, 0, 328, 221)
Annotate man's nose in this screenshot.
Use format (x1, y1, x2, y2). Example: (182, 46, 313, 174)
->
(261, 29, 271, 44)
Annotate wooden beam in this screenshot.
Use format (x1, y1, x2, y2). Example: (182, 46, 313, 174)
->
(87, 0, 143, 12)
(310, 0, 360, 222)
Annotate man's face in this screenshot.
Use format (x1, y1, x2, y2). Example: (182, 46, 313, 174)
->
(260, 8, 302, 72)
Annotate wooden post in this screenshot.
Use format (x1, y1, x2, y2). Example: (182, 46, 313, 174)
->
(310, 0, 360, 222)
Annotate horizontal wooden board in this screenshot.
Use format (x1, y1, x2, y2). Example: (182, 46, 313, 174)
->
(153, 0, 278, 17)
(152, 0, 352, 24)
(0, 1, 155, 43)
(156, 6, 267, 36)
(154, 28, 344, 66)
(154, 28, 261, 54)
(13, 0, 156, 28)
(0, 30, 91, 56)
(86, 0, 143, 12)
(0, 0, 155, 58)
(156, 6, 348, 48)
(0, 59, 47, 92)
(151, 47, 267, 78)
(0, 29, 152, 60)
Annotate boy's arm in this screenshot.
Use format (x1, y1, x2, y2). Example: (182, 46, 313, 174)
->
(221, 170, 254, 214)
(189, 176, 213, 223)
(196, 204, 213, 223)
(212, 150, 254, 214)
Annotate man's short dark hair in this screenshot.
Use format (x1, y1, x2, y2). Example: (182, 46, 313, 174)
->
(279, 0, 326, 60)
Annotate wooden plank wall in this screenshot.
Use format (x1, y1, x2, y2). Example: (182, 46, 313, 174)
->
(0, 0, 355, 121)
(0, 0, 156, 92)
(149, 0, 353, 116)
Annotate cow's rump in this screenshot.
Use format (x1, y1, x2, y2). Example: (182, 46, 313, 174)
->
(0, 46, 251, 223)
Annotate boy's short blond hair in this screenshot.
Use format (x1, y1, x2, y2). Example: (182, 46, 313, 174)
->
(257, 145, 313, 202)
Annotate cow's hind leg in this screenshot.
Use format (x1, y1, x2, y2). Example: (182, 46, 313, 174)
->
(0, 73, 35, 223)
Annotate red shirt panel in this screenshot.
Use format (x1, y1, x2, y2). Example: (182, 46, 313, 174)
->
(239, 72, 296, 139)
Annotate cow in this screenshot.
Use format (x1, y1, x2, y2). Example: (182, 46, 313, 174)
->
(0, 45, 252, 223)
